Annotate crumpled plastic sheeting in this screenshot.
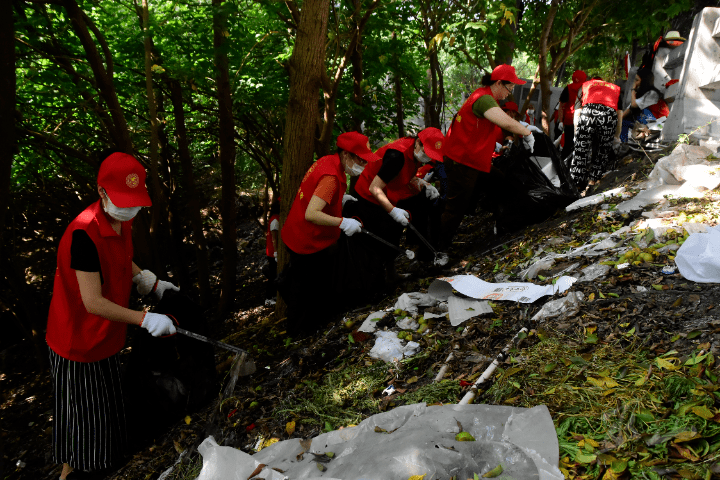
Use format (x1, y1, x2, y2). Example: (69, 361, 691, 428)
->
(531, 291, 585, 322)
(240, 403, 563, 480)
(368, 331, 420, 363)
(575, 264, 610, 282)
(394, 292, 437, 315)
(565, 187, 625, 212)
(638, 144, 715, 189)
(676, 225, 720, 283)
(616, 183, 707, 213)
(195, 436, 286, 480)
(447, 295, 493, 326)
(428, 275, 575, 304)
(357, 311, 385, 333)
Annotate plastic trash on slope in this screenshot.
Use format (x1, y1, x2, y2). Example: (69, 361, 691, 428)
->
(368, 331, 420, 363)
(676, 225, 720, 283)
(531, 291, 585, 322)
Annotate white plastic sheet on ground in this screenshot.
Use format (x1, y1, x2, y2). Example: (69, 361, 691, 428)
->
(447, 296, 493, 326)
(531, 291, 585, 322)
(676, 225, 720, 282)
(194, 403, 563, 480)
(357, 311, 385, 333)
(367, 331, 420, 363)
(565, 187, 626, 212)
(639, 144, 716, 189)
(393, 292, 437, 315)
(428, 274, 576, 303)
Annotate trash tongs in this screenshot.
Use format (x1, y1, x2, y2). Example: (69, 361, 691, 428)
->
(176, 327, 256, 376)
(405, 222, 449, 266)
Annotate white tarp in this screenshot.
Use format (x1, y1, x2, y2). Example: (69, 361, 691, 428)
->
(676, 224, 720, 282)
(195, 403, 563, 480)
(428, 274, 576, 303)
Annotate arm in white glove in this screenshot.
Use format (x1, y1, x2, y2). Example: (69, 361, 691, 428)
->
(495, 142, 502, 153)
(558, 122, 564, 130)
(423, 171, 435, 182)
(528, 125, 543, 134)
(339, 217, 362, 236)
(388, 207, 410, 226)
(141, 312, 177, 337)
(523, 133, 535, 153)
(342, 194, 358, 207)
(132, 269, 179, 300)
(424, 184, 439, 200)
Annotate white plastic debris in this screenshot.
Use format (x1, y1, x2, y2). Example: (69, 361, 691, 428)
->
(565, 187, 626, 212)
(676, 225, 720, 283)
(531, 291, 585, 322)
(393, 292, 437, 315)
(575, 264, 610, 282)
(395, 316, 419, 330)
(447, 295, 493, 326)
(638, 144, 716, 190)
(428, 275, 576, 304)
(368, 331, 420, 363)
(358, 311, 385, 333)
(195, 436, 286, 480)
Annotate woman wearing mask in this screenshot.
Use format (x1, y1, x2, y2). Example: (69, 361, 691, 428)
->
(348, 128, 445, 279)
(620, 69, 669, 142)
(440, 64, 533, 248)
(46, 151, 178, 480)
(281, 131, 380, 335)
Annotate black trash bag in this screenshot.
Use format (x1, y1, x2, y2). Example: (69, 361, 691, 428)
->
(124, 290, 218, 443)
(492, 132, 580, 233)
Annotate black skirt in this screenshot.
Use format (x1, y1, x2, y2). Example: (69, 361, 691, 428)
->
(49, 347, 127, 472)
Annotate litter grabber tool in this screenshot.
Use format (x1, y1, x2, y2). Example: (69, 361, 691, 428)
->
(360, 228, 415, 260)
(406, 221, 449, 266)
(176, 327, 256, 375)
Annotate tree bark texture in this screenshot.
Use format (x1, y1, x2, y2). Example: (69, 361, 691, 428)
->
(169, 80, 212, 306)
(214, 0, 238, 315)
(0, 0, 15, 250)
(275, 0, 330, 319)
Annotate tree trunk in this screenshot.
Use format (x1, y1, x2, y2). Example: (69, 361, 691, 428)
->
(0, 0, 15, 248)
(141, 0, 167, 277)
(169, 80, 212, 306)
(350, 0, 364, 133)
(394, 73, 405, 138)
(214, 0, 237, 315)
(275, 0, 330, 320)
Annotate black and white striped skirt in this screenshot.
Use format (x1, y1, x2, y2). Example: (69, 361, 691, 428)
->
(49, 347, 127, 472)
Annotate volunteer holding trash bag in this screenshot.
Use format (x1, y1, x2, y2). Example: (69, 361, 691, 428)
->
(349, 127, 445, 277)
(46, 151, 179, 480)
(570, 76, 622, 191)
(620, 69, 669, 142)
(281, 131, 380, 335)
(440, 64, 533, 248)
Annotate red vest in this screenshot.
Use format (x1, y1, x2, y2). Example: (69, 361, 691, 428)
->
(46, 200, 133, 362)
(581, 80, 621, 109)
(355, 138, 419, 206)
(265, 214, 279, 257)
(563, 81, 584, 124)
(648, 99, 670, 119)
(282, 154, 346, 254)
(444, 86, 500, 172)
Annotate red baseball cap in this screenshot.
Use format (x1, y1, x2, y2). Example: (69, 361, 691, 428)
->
(572, 70, 587, 83)
(418, 127, 445, 162)
(491, 64, 526, 85)
(97, 152, 152, 208)
(502, 101, 519, 113)
(337, 132, 380, 163)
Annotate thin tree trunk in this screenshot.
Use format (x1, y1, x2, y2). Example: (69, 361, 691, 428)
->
(275, 0, 330, 320)
(141, 0, 166, 277)
(214, 0, 237, 315)
(350, 0, 363, 133)
(0, 0, 15, 248)
(394, 73, 405, 137)
(169, 80, 212, 306)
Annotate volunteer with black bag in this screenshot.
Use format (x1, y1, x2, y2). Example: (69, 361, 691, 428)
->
(46, 151, 179, 480)
(440, 64, 533, 247)
(281, 132, 380, 335)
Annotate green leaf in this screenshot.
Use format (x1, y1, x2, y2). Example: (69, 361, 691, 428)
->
(544, 363, 557, 373)
(687, 330, 702, 339)
(482, 464, 503, 477)
(585, 333, 598, 344)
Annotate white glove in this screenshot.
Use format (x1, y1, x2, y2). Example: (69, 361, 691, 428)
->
(339, 217, 362, 236)
(132, 269, 157, 296)
(528, 125, 543, 134)
(523, 133, 535, 153)
(141, 312, 176, 337)
(425, 184, 440, 200)
(154, 280, 179, 300)
(558, 122, 564, 130)
(342, 194, 357, 207)
(388, 207, 410, 226)
(495, 142, 502, 153)
(423, 171, 434, 182)
(519, 121, 529, 127)
(273, 252, 277, 259)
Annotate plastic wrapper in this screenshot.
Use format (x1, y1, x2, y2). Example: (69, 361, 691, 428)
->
(368, 331, 420, 363)
(676, 225, 720, 282)
(531, 291, 585, 322)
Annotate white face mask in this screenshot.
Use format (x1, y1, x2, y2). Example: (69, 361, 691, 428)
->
(414, 148, 433, 164)
(344, 155, 365, 176)
(102, 191, 141, 222)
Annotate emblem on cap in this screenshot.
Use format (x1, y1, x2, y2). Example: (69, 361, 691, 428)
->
(457, 115, 462, 123)
(435, 141, 442, 149)
(126, 173, 140, 188)
(366, 141, 371, 150)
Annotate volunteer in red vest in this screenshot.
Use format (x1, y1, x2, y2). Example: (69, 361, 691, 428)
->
(440, 64, 533, 248)
(281, 131, 380, 335)
(557, 69, 587, 160)
(493, 101, 524, 156)
(262, 197, 280, 306)
(570, 77, 622, 191)
(350, 127, 444, 274)
(46, 151, 179, 480)
(620, 69, 669, 142)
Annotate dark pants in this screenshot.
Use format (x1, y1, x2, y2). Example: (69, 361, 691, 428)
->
(262, 257, 277, 298)
(285, 244, 338, 335)
(561, 124, 575, 161)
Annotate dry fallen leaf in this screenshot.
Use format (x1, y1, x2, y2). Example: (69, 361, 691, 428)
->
(286, 421, 296, 436)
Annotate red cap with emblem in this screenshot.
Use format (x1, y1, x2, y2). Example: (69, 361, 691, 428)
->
(418, 127, 445, 162)
(336, 131, 381, 163)
(97, 152, 152, 208)
(491, 64, 526, 85)
(502, 101, 519, 113)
